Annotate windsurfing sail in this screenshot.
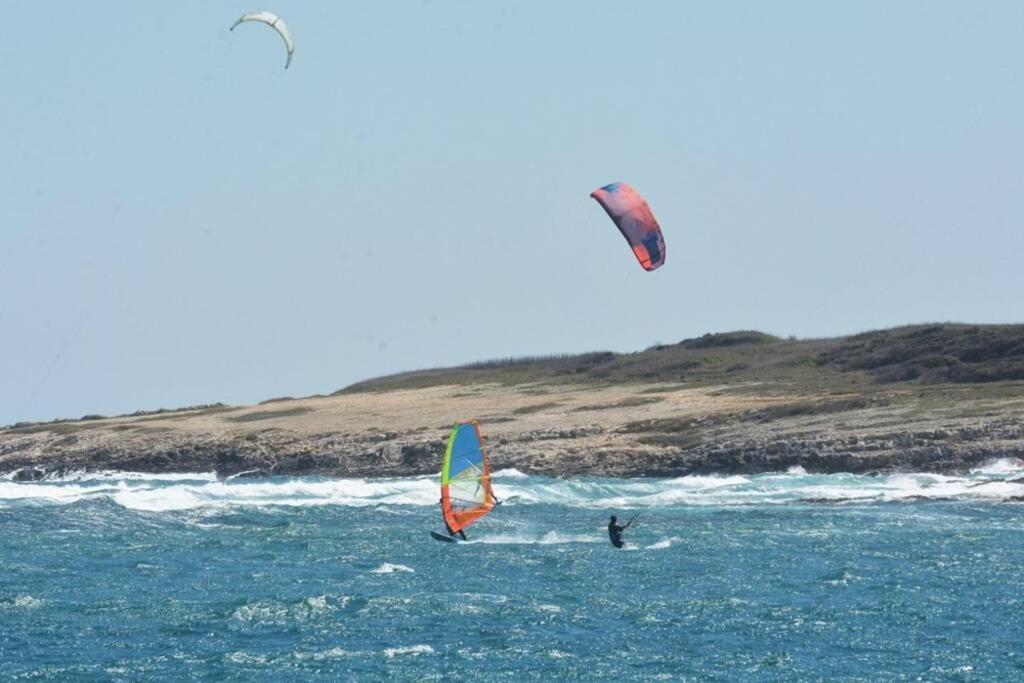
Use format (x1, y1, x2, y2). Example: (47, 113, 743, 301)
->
(440, 420, 496, 534)
(590, 182, 666, 271)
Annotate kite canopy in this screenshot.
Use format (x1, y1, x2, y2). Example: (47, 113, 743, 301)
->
(440, 421, 495, 534)
(590, 182, 666, 271)
(230, 11, 294, 68)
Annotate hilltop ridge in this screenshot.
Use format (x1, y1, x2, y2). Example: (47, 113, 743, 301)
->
(2, 323, 1023, 479)
(340, 323, 1024, 393)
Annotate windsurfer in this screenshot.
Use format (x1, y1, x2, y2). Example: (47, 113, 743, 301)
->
(607, 514, 637, 548)
(441, 498, 468, 540)
(434, 421, 499, 544)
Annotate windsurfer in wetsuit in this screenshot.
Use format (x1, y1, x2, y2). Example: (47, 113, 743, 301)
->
(445, 519, 467, 541)
(440, 498, 468, 540)
(607, 514, 635, 548)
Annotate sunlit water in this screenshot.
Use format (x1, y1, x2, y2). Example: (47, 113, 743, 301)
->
(3, 463, 1024, 680)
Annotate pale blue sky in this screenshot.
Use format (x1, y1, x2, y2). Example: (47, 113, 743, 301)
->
(2, 1, 1021, 424)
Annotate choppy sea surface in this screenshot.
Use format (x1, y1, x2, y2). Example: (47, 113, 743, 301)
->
(3, 461, 1024, 680)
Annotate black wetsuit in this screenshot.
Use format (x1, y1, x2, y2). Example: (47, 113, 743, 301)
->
(608, 521, 626, 548)
(442, 506, 467, 540)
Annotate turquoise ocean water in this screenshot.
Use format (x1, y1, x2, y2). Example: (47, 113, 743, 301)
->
(3, 463, 1024, 680)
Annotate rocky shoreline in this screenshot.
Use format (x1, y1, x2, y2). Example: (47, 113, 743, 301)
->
(3, 379, 1023, 481)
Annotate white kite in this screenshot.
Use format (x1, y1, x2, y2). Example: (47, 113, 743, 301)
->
(230, 11, 294, 69)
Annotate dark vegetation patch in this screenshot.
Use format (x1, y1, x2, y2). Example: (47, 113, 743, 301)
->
(3, 402, 233, 433)
(259, 396, 296, 405)
(82, 422, 175, 436)
(337, 331, 815, 394)
(678, 331, 781, 349)
(740, 397, 887, 423)
(512, 402, 562, 415)
(462, 353, 611, 370)
(125, 403, 231, 418)
(135, 426, 174, 434)
(622, 397, 885, 432)
(819, 324, 1024, 384)
(621, 396, 888, 446)
(638, 384, 690, 394)
(6, 420, 115, 436)
(223, 407, 314, 423)
(572, 397, 664, 412)
(620, 415, 731, 435)
(336, 352, 617, 394)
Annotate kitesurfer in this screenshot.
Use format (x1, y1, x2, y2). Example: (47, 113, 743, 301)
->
(607, 514, 636, 548)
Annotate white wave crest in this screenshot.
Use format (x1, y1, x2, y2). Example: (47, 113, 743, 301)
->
(1, 595, 44, 610)
(469, 531, 601, 545)
(492, 468, 529, 479)
(971, 458, 1024, 475)
(3, 465, 1024, 512)
(370, 563, 414, 574)
(48, 470, 220, 483)
(384, 645, 434, 658)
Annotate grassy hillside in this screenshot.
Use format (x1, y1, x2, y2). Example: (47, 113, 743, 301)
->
(338, 324, 1024, 395)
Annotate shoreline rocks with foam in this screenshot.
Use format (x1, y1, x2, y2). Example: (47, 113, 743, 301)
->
(2, 403, 1022, 481)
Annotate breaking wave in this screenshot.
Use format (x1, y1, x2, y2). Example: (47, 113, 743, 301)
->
(2, 459, 1023, 511)
(370, 563, 415, 574)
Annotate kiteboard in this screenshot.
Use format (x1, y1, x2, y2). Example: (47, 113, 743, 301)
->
(430, 531, 459, 543)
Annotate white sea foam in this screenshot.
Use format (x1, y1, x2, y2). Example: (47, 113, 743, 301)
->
(469, 531, 601, 545)
(370, 563, 414, 574)
(295, 646, 357, 661)
(3, 466, 1023, 511)
(304, 595, 330, 611)
(45, 470, 220, 483)
(971, 458, 1024, 475)
(2, 595, 44, 610)
(232, 601, 290, 624)
(492, 468, 529, 479)
(383, 644, 434, 658)
(225, 651, 269, 665)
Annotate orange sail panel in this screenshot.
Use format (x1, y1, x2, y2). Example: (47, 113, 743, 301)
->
(440, 421, 495, 533)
